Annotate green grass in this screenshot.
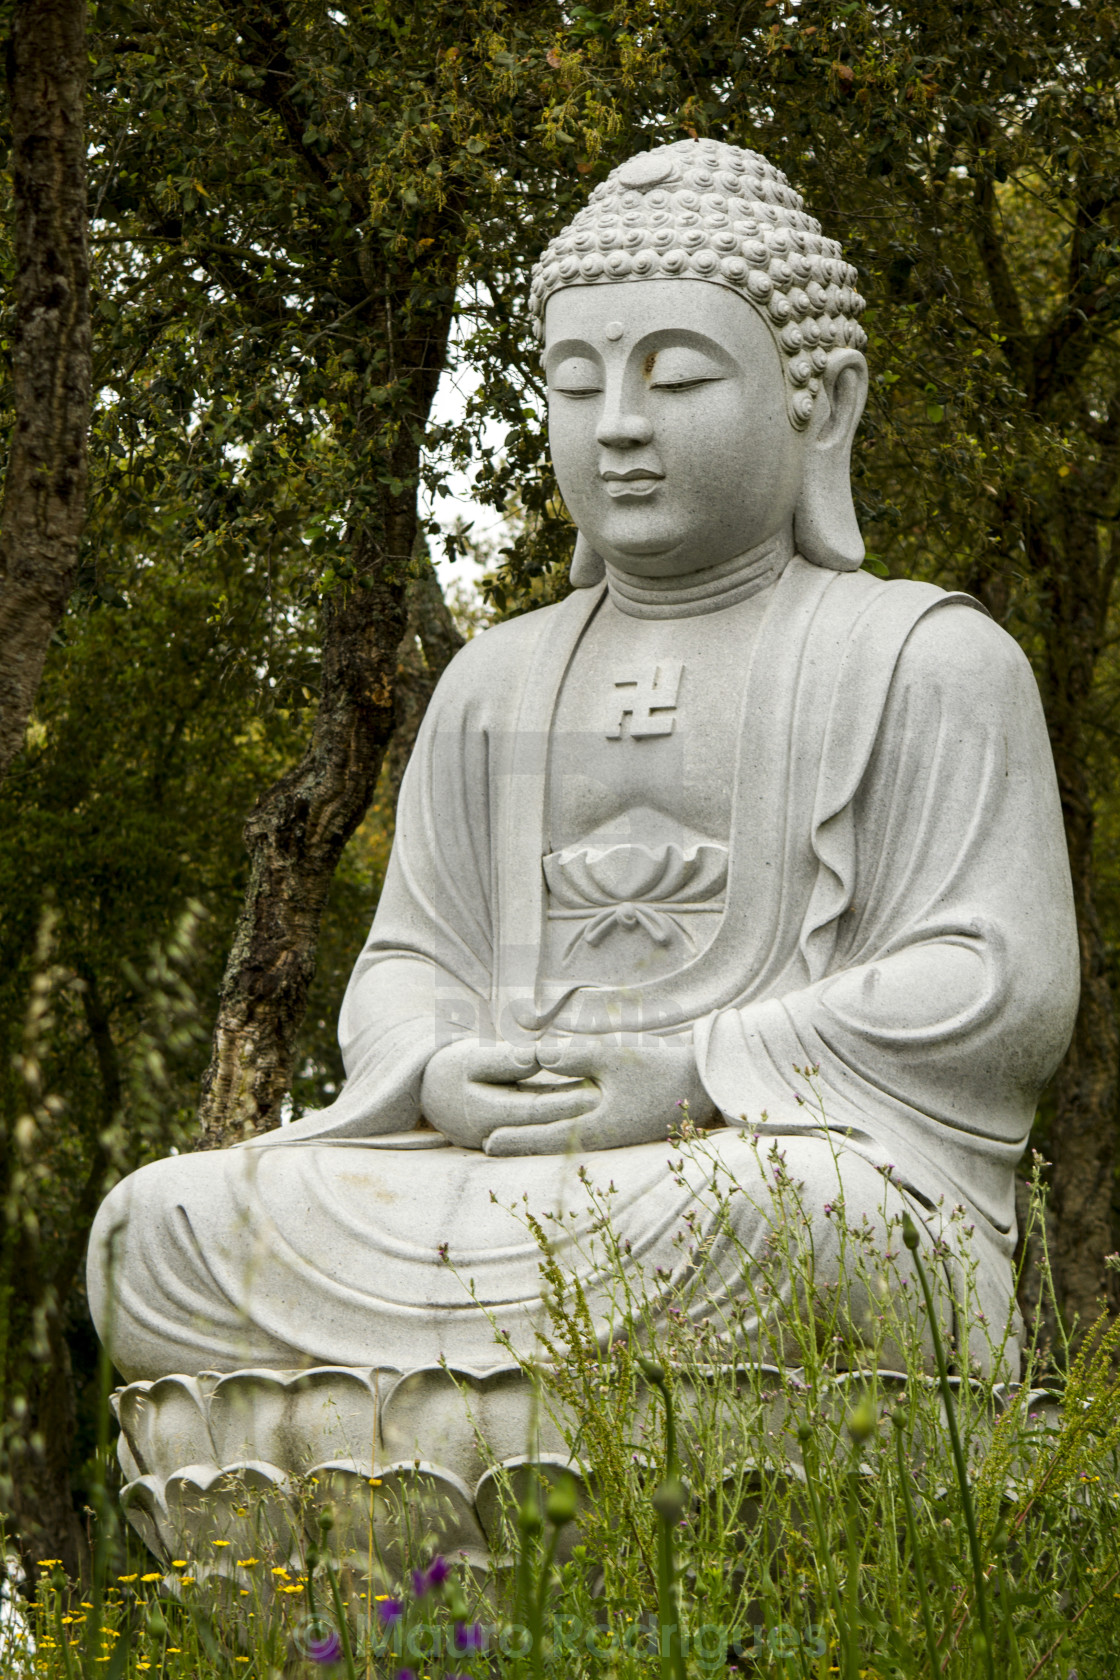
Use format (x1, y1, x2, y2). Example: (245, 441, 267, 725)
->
(8, 1137, 1120, 1678)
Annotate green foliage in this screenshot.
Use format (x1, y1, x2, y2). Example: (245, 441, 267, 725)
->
(2, 0, 1119, 1582)
(476, 0, 1120, 632)
(9, 1156, 1120, 1678)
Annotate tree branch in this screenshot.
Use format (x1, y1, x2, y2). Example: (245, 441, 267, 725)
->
(1030, 189, 1120, 409)
(970, 169, 1030, 379)
(220, 0, 369, 221)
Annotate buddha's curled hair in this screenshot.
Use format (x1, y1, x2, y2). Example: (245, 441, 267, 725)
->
(530, 139, 867, 430)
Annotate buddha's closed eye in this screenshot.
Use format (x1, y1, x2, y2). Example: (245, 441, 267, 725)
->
(645, 345, 727, 390)
(550, 355, 603, 396)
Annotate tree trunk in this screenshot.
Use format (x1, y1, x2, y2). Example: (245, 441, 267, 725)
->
(0, 0, 91, 786)
(1035, 502, 1120, 1332)
(197, 527, 407, 1147)
(195, 434, 458, 1147)
(379, 551, 465, 821)
(7, 1303, 86, 1584)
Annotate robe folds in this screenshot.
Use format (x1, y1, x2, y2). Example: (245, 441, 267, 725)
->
(273, 556, 1078, 1230)
(88, 557, 1079, 1383)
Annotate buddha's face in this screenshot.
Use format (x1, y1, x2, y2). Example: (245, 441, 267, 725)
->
(544, 279, 807, 578)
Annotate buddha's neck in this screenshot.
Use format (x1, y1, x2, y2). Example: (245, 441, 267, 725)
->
(604, 528, 793, 620)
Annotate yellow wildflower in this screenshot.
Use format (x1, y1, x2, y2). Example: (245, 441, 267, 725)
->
(270, 1566, 289, 1577)
(37, 1560, 62, 1568)
(140, 1572, 162, 1582)
(236, 1557, 259, 1566)
(211, 1539, 231, 1548)
(117, 1574, 138, 1583)
(171, 1560, 188, 1568)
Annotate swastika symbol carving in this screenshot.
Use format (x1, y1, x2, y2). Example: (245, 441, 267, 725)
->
(605, 661, 684, 739)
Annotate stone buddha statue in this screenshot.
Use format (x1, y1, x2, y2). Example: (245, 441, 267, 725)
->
(89, 140, 1078, 1394)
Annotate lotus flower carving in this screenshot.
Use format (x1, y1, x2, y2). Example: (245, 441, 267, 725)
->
(545, 838, 728, 954)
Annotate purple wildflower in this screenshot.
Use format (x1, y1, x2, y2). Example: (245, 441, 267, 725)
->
(454, 1621, 484, 1651)
(378, 1598, 404, 1625)
(396, 1671, 417, 1680)
(426, 1555, 450, 1588)
(307, 1629, 342, 1665)
(411, 1568, 429, 1598)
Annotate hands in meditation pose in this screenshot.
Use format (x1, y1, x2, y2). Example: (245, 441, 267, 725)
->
(89, 140, 1078, 1387)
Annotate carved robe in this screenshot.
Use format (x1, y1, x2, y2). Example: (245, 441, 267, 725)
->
(88, 558, 1078, 1382)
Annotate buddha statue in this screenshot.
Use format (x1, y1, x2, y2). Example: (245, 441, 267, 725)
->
(89, 140, 1078, 1395)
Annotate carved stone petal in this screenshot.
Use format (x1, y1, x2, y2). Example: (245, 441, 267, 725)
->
(117, 1432, 144, 1486)
(658, 1364, 796, 1475)
(312, 1460, 491, 1581)
(163, 1462, 298, 1566)
(120, 1476, 175, 1563)
(380, 1366, 571, 1492)
(117, 1377, 216, 1480)
(474, 1455, 593, 1567)
(713, 1458, 810, 1553)
(206, 1367, 383, 1473)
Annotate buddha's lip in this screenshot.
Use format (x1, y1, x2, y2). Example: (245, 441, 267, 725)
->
(602, 468, 663, 497)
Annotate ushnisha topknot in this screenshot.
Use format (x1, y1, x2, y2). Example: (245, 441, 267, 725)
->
(530, 138, 867, 429)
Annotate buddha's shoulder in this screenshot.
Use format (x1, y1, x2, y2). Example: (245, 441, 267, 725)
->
(436, 594, 586, 684)
(427, 593, 586, 712)
(864, 577, 1034, 693)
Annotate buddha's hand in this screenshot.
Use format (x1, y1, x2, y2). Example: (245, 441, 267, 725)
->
(419, 1038, 599, 1152)
(483, 1036, 716, 1157)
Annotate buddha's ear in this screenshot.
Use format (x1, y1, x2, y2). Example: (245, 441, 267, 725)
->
(571, 529, 607, 588)
(794, 347, 869, 573)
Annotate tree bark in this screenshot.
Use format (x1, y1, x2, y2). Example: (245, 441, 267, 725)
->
(6, 1303, 86, 1583)
(0, 0, 91, 786)
(195, 464, 457, 1148)
(197, 526, 406, 1147)
(379, 551, 465, 822)
(191, 0, 463, 1148)
(969, 173, 1120, 1335)
(1036, 497, 1120, 1331)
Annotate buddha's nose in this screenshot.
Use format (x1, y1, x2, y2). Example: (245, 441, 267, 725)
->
(596, 408, 653, 449)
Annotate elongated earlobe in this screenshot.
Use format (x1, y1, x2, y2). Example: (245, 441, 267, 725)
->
(794, 350, 869, 573)
(570, 530, 607, 588)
